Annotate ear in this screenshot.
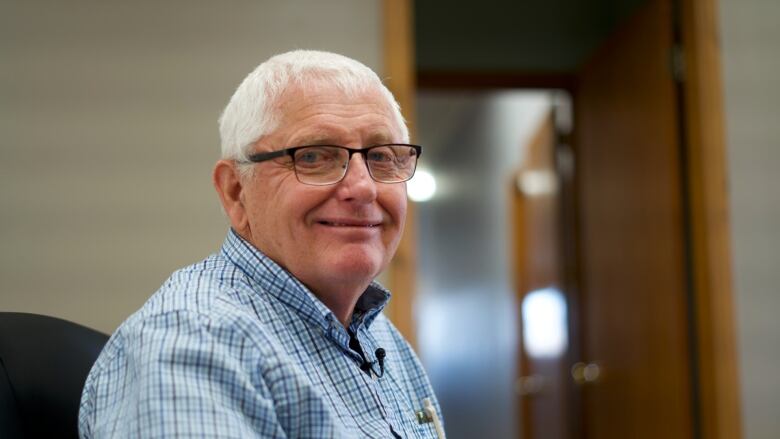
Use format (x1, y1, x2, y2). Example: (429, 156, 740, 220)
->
(213, 159, 249, 232)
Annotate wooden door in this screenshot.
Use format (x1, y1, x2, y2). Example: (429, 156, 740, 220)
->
(512, 110, 574, 439)
(574, 0, 694, 437)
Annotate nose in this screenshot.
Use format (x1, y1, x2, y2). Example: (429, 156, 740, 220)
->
(335, 153, 377, 203)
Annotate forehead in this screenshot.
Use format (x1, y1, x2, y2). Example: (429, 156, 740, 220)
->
(270, 82, 401, 145)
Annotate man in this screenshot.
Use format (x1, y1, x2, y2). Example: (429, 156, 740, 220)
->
(79, 50, 443, 438)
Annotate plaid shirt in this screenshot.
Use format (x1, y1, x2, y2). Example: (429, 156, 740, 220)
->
(79, 230, 442, 438)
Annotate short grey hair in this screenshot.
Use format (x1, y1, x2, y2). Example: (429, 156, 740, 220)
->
(218, 50, 409, 165)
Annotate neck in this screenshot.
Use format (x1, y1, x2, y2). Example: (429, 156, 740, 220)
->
(308, 282, 368, 327)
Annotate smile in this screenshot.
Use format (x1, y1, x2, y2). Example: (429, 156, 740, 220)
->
(317, 220, 381, 228)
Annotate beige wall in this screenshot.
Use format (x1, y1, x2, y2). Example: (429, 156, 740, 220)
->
(0, 0, 382, 333)
(719, 1, 780, 438)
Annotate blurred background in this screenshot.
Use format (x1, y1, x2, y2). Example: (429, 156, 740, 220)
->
(1, 0, 777, 438)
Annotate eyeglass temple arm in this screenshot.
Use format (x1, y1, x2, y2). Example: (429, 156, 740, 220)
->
(246, 149, 294, 163)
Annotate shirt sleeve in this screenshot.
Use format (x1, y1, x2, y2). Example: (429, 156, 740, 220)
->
(79, 309, 287, 439)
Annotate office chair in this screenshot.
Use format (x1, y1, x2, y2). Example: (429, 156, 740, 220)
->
(0, 312, 109, 439)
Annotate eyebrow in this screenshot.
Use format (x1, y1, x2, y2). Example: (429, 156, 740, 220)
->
(365, 133, 396, 145)
(290, 129, 342, 146)
(292, 132, 397, 147)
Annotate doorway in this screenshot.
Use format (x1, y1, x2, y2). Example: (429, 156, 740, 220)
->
(413, 90, 571, 439)
(410, 1, 740, 438)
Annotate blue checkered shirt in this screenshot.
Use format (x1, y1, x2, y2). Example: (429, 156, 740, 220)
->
(79, 230, 442, 438)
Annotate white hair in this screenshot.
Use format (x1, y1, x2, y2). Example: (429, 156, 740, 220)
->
(218, 50, 409, 165)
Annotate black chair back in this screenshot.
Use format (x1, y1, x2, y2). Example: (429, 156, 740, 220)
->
(0, 312, 109, 439)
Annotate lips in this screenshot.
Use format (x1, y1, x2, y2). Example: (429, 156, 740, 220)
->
(316, 219, 381, 228)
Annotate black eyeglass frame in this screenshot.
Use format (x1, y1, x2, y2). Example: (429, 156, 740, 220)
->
(243, 143, 423, 185)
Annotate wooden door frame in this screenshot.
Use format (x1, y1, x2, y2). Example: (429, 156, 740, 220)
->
(410, 0, 742, 436)
(382, 0, 418, 346)
(678, 0, 742, 437)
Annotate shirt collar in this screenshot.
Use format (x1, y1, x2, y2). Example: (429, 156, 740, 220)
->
(220, 229, 391, 332)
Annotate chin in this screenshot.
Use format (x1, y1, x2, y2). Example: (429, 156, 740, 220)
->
(328, 250, 385, 282)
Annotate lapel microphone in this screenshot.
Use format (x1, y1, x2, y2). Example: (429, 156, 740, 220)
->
(358, 348, 386, 378)
(374, 348, 386, 377)
(349, 328, 386, 378)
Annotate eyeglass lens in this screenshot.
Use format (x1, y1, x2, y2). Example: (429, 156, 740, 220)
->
(292, 145, 418, 185)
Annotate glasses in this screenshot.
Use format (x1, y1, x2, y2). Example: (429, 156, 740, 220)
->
(244, 144, 422, 186)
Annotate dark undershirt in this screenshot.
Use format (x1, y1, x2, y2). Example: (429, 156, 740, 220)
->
(347, 328, 372, 376)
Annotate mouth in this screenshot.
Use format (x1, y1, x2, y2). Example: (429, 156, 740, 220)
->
(316, 220, 382, 228)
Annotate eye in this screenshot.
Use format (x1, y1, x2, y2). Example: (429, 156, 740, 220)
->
(367, 147, 395, 162)
(295, 147, 340, 166)
(298, 151, 321, 163)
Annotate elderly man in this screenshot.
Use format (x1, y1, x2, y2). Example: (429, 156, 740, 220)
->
(78, 50, 443, 438)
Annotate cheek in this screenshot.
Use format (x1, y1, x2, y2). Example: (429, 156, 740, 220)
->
(393, 186, 408, 220)
(383, 187, 408, 231)
(244, 183, 290, 247)
(280, 189, 327, 235)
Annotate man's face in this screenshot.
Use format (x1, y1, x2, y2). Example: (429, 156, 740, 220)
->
(239, 83, 407, 296)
